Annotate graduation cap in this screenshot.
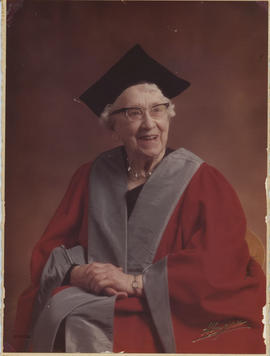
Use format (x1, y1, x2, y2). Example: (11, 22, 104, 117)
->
(79, 44, 190, 116)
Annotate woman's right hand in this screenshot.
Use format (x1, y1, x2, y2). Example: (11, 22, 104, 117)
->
(70, 263, 143, 298)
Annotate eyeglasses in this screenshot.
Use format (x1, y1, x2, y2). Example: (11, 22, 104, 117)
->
(110, 103, 169, 122)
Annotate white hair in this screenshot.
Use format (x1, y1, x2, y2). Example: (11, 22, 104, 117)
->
(100, 83, 176, 130)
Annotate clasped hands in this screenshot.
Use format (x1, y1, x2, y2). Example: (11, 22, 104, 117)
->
(70, 262, 143, 298)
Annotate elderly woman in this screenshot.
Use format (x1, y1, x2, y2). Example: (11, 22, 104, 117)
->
(14, 45, 265, 353)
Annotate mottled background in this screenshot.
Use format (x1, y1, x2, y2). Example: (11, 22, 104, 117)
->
(4, 0, 268, 346)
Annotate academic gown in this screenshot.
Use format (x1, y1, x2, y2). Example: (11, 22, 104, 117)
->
(13, 147, 266, 353)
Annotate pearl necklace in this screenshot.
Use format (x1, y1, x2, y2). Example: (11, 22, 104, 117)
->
(127, 161, 153, 180)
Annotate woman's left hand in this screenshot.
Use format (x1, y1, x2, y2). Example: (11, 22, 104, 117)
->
(86, 262, 143, 297)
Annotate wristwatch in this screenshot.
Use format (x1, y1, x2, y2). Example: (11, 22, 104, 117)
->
(131, 275, 139, 294)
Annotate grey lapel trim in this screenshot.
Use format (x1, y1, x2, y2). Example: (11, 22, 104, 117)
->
(88, 146, 203, 272)
(87, 146, 203, 352)
(88, 147, 128, 269)
(31, 287, 116, 352)
(143, 256, 176, 352)
(127, 148, 203, 271)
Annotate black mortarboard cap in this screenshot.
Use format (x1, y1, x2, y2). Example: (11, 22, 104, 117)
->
(79, 44, 190, 116)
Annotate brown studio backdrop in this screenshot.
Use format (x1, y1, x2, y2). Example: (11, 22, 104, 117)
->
(4, 1, 268, 346)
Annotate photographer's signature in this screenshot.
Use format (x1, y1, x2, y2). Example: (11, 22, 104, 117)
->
(192, 319, 250, 343)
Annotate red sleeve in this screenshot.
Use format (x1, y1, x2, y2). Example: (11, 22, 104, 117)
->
(13, 162, 91, 351)
(166, 163, 265, 353)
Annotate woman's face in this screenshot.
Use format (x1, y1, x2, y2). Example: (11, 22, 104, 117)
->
(111, 84, 171, 162)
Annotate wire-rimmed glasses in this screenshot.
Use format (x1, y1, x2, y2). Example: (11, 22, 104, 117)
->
(110, 103, 169, 122)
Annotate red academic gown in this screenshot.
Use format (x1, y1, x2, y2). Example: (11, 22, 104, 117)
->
(13, 161, 266, 353)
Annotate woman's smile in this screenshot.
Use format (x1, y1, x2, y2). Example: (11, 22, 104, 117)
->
(111, 84, 170, 169)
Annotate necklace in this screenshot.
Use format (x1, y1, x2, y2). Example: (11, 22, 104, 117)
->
(127, 161, 153, 180)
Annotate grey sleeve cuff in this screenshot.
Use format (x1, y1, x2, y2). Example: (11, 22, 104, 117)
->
(143, 256, 176, 353)
(36, 245, 86, 312)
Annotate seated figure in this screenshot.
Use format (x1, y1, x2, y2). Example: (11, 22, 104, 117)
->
(14, 45, 266, 353)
